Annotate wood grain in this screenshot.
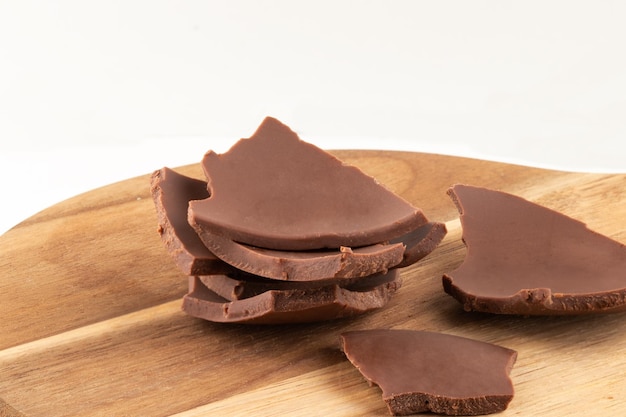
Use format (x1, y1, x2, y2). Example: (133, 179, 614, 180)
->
(1, 150, 625, 416)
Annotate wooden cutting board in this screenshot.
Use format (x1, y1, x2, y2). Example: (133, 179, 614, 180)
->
(1, 150, 625, 417)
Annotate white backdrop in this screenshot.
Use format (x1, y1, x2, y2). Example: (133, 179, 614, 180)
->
(1, 1, 625, 235)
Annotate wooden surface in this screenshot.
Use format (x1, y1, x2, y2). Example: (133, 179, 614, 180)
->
(1, 150, 625, 417)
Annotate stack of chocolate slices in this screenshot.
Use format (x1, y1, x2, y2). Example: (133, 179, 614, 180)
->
(151, 117, 446, 324)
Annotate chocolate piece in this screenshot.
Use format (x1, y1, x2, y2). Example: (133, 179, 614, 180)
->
(158, 161, 446, 281)
(188, 117, 429, 250)
(200, 224, 447, 280)
(196, 228, 405, 281)
(199, 271, 397, 300)
(341, 329, 517, 416)
(443, 184, 626, 315)
(150, 167, 231, 276)
(198, 273, 311, 301)
(182, 270, 401, 324)
(391, 221, 448, 268)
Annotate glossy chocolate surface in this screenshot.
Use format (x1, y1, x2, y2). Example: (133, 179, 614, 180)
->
(341, 329, 517, 416)
(443, 184, 626, 315)
(188, 117, 428, 250)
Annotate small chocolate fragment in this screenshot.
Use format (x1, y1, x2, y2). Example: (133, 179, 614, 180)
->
(443, 184, 626, 315)
(341, 329, 517, 416)
(189, 117, 429, 250)
(150, 168, 231, 276)
(182, 270, 401, 324)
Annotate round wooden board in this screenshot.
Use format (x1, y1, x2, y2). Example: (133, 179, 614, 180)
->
(1, 150, 625, 416)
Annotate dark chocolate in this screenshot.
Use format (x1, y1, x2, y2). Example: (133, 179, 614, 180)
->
(188, 117, 429, 251)
(443, 184, 626, 315)
(150, 167, 231, 276)
(182, 270, 401, 324)
(341, 329, 517, 416)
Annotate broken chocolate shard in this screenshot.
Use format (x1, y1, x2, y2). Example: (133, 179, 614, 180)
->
(150, 167, 231, 276)
(391, 221, 448, 268)
(198, 273, 310, 301)
(188, 117, 429, 250)
(199, 270, 400, 301)
(201, 221, 447, 280)
(443, 184, 626, 315)
(151, 119, 446, 325)
(156, 162, 445, 281)
(197, 228, 405, 281)
(341, 329, 517, 416)
(182, 270, 401, 324)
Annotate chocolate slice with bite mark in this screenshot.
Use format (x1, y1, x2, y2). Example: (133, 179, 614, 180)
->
(182, 269, 401, 324)
(443, 184, 626, 315)
(188, 117, 429, 251)
(341, 329, 517, 416)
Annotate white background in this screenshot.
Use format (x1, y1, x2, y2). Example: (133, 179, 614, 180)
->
(1, 1, 625, 235)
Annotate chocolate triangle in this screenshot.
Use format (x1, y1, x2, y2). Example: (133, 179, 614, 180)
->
(341, 329, 517, 416)
(188, 117, 428, 250)
(443, 184, 626, 315)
